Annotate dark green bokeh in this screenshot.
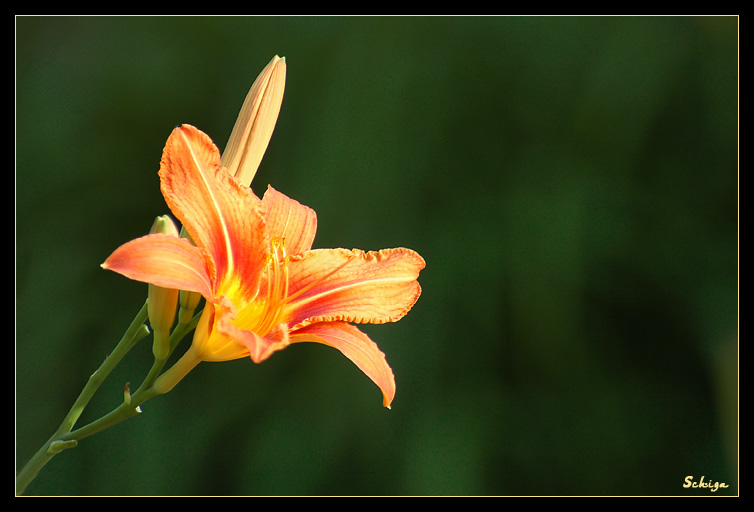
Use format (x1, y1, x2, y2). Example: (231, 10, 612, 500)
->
(16, 16, 737, 496)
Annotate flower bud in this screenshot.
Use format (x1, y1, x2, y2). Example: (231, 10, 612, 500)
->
(148, 215, 180, 360)
(221, 55, 286, 187)
(176, 225, 203, 326)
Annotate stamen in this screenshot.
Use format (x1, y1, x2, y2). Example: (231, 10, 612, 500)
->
(235, 240, 355, 339)
(255, 236, 289, 335)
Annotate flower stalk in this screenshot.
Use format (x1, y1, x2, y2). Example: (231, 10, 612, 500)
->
(16, 300, 202, 495)
(16, 301, 150, 495)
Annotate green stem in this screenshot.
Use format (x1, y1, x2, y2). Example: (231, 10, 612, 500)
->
(62, 301, 151, 433)
(62, 385, 160, 442)
(55, 311, 202, 443)
(16, 305, 203, 495)
(141, 312, 201, 391)
(16, 301, 150, 495)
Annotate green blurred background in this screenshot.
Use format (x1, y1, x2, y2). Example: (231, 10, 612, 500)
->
(15, 16, 738, 496)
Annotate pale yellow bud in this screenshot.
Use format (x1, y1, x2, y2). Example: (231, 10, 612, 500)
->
(148, 215, 180, 360)
(221, 55, 287, 187)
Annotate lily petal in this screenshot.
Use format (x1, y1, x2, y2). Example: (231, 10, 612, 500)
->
(218, 311, 291, 363)
(262, 185, 317, 255)
(159, 124, 269, 299)
(285, 248, 425, 328)
(290, 321, 396, 408)
(102, 233, 213, 298)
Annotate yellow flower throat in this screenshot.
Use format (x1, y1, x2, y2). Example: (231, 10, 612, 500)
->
(236, 237, 290, 337)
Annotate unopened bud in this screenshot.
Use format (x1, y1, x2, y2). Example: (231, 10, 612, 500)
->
(176, 225, 203, 326)
(148, 215, 180, 360)
(221, 55, 286, 187)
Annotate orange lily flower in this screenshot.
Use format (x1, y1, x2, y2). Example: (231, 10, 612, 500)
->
(102, 124, 424, 407)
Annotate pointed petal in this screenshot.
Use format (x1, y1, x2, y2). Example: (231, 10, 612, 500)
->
(159, 124, 269, 299)
(285, 248, 425, 328)
(262, 185, 317, 255)
(221, 55, 287, 188)
(217, 313, 291, 363)
(102, 233, 213, 297)
(290, 321, 396, 408)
